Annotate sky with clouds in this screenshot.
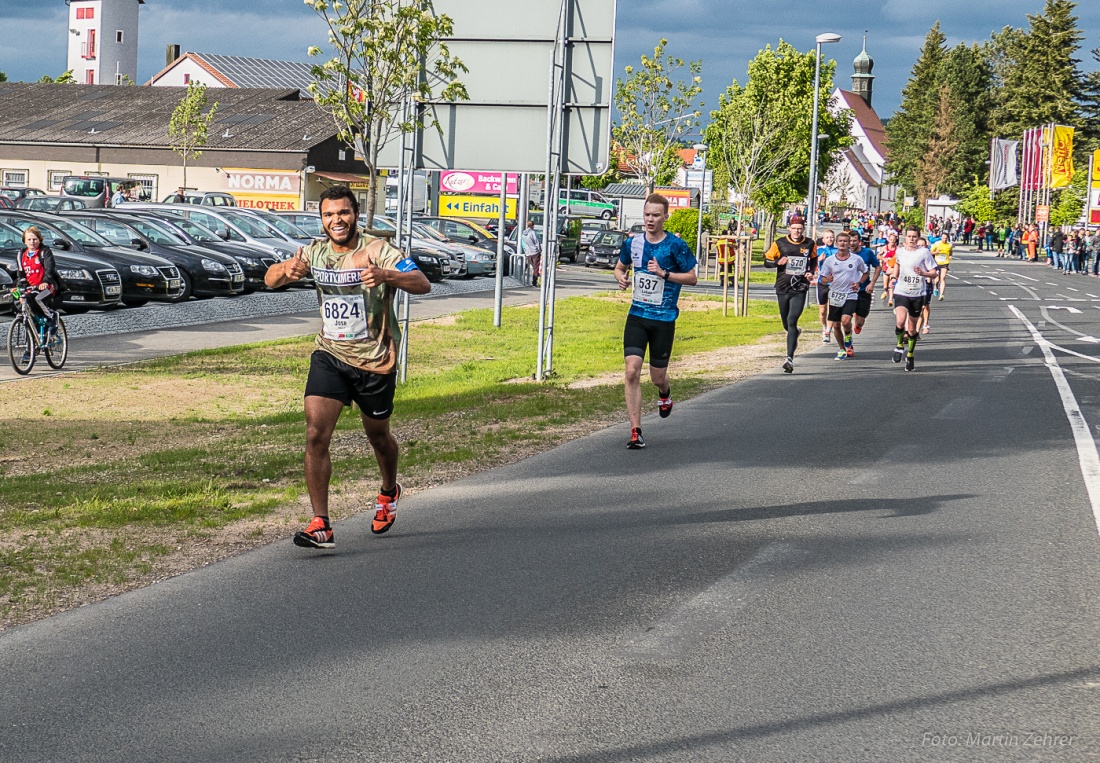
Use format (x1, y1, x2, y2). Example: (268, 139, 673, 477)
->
(0, 0, 1097, 122)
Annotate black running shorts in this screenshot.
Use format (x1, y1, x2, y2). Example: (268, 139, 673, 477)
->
(827, 298, 858, 323)
(816, 283, 830, 306)
(624, 313, 676, 369)
(305, 350, 397, 419)
(893, 294, 924, 318)
(855, 290, 873, 318)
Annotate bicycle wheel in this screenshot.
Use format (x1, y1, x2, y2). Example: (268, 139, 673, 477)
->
(7, 317, 36, 375)
(44, 319, 68, 369)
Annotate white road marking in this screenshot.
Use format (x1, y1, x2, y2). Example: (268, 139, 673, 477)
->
(1088, 294, 1100, 299)
(1047, 282, 1060, 286)
(1056, 295, 1087, 302)
(1008, 272, 1040, 282)
(619, 543, 806, 659)
(1040, 307, 1100, 343)
(986, 367, 1015, 382)
(1047, 305, 1083, 314)
(1067, 287, 1080, 292)
(972, 275, 1001, 281)
(1010, 306, 1100, 538)
(999, 297, 1019, 301)
(989, 291, 998, 296)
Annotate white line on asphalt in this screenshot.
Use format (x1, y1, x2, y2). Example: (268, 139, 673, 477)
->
(1010, 305, 1100, 537)
(986, 367, 1015, 382)
(1008, 272, 1040, 282)
(1040, 307, 1100, 343)
(948, 273, 960, 280)
(1089, 294, 1100, 298)
(1048, 282, 1060, 286)
(999, 297, 1019, 301)
(989, 291, 998, 296)
(618, 543, 806, 659)
(1067, 287, 1080, 292)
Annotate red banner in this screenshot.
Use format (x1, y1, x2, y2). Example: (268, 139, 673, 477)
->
(1021, 128, 1043, 191)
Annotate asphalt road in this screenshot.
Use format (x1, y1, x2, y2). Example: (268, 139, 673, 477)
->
(2, 248, 1100, 761)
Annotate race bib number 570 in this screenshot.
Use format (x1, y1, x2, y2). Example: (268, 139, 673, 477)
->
(321, 294, 370, 341)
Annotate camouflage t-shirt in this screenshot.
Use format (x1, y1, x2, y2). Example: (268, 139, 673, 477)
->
(305, 235, 407, 374)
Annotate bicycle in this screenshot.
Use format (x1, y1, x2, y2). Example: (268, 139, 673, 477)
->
(7, 286, 68, 375)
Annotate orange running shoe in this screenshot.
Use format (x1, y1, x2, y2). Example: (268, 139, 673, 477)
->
(293, 516, 334, 549)
(372, 484, 402, 534)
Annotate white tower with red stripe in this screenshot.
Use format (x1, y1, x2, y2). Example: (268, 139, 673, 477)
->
(66, 0, 143, 85)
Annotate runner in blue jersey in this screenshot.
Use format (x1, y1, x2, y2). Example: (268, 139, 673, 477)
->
(850, 234, 882, 338)
(813, 229, 838, 343)
(614, 193, 698, 450)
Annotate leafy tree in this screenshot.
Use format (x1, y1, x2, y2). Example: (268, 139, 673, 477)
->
(886, 22, 946, 195)
(0, 71, 7, 83)
(306, 0, 469, 227)
(955, 177, 997, 222)
(167, 82, 219, 189)
(665, 208, 712, 253)
(991, 0, 1083, 137)
(613, 39, 703, 192)
(38, 70, 76, 84)
(707, 40, 849, 225)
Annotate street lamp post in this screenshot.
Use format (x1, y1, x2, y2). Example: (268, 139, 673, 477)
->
(693, 142, 707, 270)
(807, 32, 841, 239)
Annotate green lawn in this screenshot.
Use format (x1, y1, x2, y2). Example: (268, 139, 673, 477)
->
(0, 292, 788, 625)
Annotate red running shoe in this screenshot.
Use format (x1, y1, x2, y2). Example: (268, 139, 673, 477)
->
(293, 516, 334, 549)
(372, 484, 402, 534)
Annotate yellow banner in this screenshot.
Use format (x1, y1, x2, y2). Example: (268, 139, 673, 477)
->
(1049, 125, 1074, 189)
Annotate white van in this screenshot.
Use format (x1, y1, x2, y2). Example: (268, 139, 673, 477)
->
(385, 171, 429, 214)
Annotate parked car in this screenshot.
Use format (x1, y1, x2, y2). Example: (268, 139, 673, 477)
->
(61, 211, 245, 302)
(16, 197, 89, 213)
(628, 223, 645, 235)
(580, 219, 612, 250)
(557, 188, 616, 220)
(0, 187, 47, 204)
(160, 190, 237, 206)
(126, 203, 299, 261)
(234, 208, 315, 247)
(481, 218, 519, 238)
(120, 210, 272, 292)
(270, 211, 325, 238)
(0, 196, 13, 209)
(1, 213, 183, 307)
(368, 216, 468, 278)
(585, 230, 628, 268)
(60, 176, 139, 208)
(0, 219, 122, 312)
(416, 216, 516, 270)
(516, 212, 582, 262)
(0, 262, 13, 313)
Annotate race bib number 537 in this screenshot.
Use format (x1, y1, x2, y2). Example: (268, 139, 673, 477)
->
(633, 271, 665, 306)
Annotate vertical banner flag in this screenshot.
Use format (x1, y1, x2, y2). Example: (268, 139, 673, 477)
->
(1089, 149, 1100, 225)
(990, 139, 1020, 190)
(1049, 125, 1075, 189)
(1022, 128, 1042, 191)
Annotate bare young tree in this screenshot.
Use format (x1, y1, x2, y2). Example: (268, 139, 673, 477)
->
(168, 82, 219, 190)
(613, 39, 703, 192)
(306, 0, 468, 227)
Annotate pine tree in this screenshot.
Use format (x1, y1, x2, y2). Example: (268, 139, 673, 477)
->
(1078, 42, 1100, 145)
(938, 43, 992, 196)
(915, 85, 959, 204)
(886, 22, 947, 194)
(992, 0, 1083, 137)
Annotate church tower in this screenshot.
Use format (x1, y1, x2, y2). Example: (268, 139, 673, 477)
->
(851, 34, 874, 108)
(66, 0, 144, 85)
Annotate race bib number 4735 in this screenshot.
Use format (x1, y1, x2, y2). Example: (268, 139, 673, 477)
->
(633, 271, 665, 306)
(321, 294, 370, 340)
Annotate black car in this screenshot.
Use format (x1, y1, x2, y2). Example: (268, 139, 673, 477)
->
(61, 212, 245, 301)
(585, 230, 628, 268)
(101, 209, 271, 293)
(0, 211, 183, 307)
(0, 262, 13, 313)
(408, 249, 446, 282)
(0, 187, 47, 204)
(0, 220, 122, 312)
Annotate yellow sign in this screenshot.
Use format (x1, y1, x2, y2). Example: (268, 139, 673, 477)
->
(221, 168, 300, 211)
(439, 194, 517, 220)
(1049, 125, 1074, 189)
(1092, 149, 1100, 188)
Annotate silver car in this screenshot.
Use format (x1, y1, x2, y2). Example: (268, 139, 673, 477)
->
(126, 203, 299, 261)
(368, 216, 469, 278)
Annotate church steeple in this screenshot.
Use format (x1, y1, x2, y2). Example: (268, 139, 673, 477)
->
(852, 33, 875, 108)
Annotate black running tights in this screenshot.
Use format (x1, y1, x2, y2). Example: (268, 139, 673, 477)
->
(776, 290, 806, 359)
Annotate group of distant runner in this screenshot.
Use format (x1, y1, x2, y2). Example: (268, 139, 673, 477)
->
(267, 188, 957, 549)
(763, 216, 949, 374)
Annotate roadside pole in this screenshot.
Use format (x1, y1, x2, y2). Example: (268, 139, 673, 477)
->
(494, 172, 506, 327)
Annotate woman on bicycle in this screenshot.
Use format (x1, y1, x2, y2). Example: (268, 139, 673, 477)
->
(17, 226, 60, 331)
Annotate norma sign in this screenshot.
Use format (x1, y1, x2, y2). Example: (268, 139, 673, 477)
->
(662, 189, 692, 210)
(439, 193, 517, 219)
(221, 169, 300, 211)
(440, 171, 519, 196)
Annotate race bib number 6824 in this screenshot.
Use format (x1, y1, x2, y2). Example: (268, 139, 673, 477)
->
(321, 294, 370, 341)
